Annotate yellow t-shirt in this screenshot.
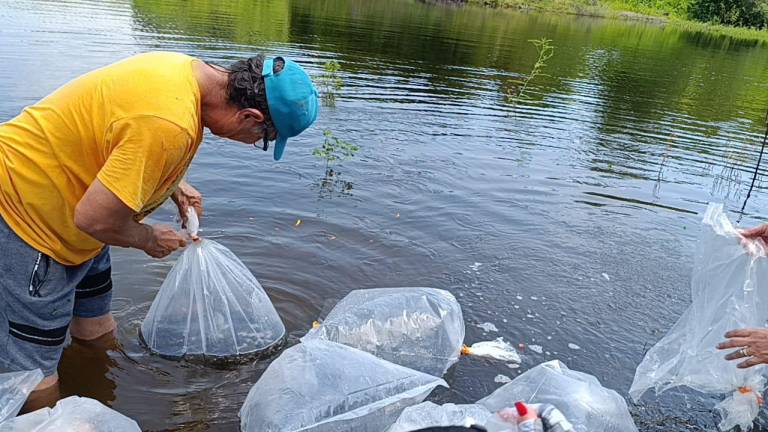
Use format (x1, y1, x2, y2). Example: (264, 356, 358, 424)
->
(0, 52, 202, 265)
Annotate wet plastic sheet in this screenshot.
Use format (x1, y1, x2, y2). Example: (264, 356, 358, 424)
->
(629, 203, 768, 431)
(0, 369, 43, 423)
(0, 396, 140, 431)
(479, 360, 638, 432)
(141, 211, 285, 359)
(387, 402, 493, 432)
(301, 287, 465, 376)
(239, 339, 447, 432)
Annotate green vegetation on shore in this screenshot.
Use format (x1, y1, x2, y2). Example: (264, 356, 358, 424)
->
(465, 0, 768, 42)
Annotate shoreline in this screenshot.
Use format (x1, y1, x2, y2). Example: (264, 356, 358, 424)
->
(426, 0, 768, 43)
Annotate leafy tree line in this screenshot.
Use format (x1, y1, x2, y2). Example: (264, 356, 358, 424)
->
(687, 0, 768, 28)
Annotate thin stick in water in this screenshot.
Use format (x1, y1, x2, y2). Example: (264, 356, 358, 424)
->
(739, 107, 768, 219)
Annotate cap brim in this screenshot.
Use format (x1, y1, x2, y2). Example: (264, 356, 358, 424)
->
(273, 135, 288, 161)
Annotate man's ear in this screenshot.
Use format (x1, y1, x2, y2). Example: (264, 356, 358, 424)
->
(237, 108, 265, 123)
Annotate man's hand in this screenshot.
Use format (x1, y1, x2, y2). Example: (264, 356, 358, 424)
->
(738, 224, 768, 255)
(141, 224, 187, 258)
(172, 180, 203, 228)
(741, 224, 768, 245)
(717, 328, 768, 368)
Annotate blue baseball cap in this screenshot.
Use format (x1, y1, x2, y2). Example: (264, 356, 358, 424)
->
(262, 57, 319, 161)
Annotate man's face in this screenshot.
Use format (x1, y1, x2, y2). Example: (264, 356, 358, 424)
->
(209, 107, 271, 145)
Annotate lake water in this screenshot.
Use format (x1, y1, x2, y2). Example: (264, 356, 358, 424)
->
(2, 0, 768, 430)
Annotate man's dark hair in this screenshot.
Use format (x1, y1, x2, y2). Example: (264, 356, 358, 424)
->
(226, 55, 285, 141)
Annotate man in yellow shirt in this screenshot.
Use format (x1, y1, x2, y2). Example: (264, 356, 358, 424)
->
(0, 51, 318, 404)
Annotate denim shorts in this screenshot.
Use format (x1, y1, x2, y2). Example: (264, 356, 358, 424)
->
(0, 215, 113, 376)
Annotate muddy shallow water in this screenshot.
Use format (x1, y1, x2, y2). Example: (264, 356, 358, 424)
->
(3, 0, 768, 430)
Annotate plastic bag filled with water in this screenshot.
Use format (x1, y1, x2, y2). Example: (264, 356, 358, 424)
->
(0, 396, 140, 431)
(480, 360, 638, 432)
(0, 369, 42, 423)
(630, 203, 768, 431)
(301, 287, 465, 376)
(387, 402, 493, 432)
(140, 209, 285, 360)
(389, 401, 573, 432)
(239, 339, 447, 432)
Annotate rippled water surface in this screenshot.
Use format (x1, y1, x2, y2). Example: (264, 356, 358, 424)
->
(3, 0, 768, 430)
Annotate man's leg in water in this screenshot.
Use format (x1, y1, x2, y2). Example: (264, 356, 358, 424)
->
(27, 252, 117, 413)
(69, 247, 116, 342)
(0, 215, 90, 413)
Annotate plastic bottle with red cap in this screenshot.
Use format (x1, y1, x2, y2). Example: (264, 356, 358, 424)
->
(483, 401, 544, 432)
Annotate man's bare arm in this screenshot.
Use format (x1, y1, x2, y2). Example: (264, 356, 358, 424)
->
(75, 178, 187, 258)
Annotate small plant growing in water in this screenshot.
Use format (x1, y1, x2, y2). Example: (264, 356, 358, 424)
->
(313, 129, 359, 197)
(313, 129, 359, 172)
(507, 38, 554, 106)
(319, 60, 343, 107)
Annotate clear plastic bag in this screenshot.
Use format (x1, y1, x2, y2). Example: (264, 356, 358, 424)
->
(387, 402, 493, 432)
(301, 287, 465, 376)
(0, 369, 43, 423)
(140, 210, 285, 360)
(479, 360, 638, 432)
(0, 396, 140, 431)
(629, 203, 768, 431)
(239, 339, 447, 432)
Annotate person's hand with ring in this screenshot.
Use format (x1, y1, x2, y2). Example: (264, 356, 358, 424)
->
(717, 328, 768, 368)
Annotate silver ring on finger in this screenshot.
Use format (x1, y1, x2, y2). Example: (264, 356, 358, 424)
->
(740, 347, 751, 357)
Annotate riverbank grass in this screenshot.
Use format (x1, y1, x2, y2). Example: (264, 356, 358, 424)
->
(466, 0, 768, 43)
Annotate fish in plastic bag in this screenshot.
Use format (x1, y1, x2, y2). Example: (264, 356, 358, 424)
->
(301, 287, 465, 376)
(0, 395, 140, 431)
(479, 360, 638, 432)
(629, 203, 768, 431)
(140, 209, 285, 361)
(387, 402, 493, 432)
(239, 339, 447, 432)
(0, 369, 42, 423)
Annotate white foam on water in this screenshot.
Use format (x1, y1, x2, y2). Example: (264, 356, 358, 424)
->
(477, 322, 499, 332)
(494, 374, 512, 384)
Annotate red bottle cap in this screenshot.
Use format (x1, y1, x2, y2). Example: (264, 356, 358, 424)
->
(515, 401, 528, 416)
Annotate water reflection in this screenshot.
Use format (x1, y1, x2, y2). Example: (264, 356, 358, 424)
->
(59, 335, 121, 405)
(3, 0, 768, 430)
(317, 168, 355, 199)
